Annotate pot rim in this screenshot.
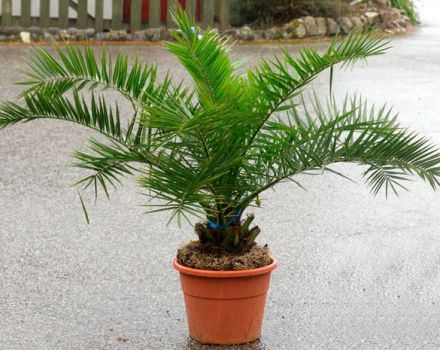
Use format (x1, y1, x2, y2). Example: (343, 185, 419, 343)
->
(173, 257, 277, 278)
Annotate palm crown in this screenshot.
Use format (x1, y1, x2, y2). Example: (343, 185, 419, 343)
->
(1, 8, 439, 252)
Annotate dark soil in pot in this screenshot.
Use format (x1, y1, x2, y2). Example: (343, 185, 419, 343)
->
(176, 240, 272, 271)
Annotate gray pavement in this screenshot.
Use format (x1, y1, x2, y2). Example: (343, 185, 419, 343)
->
(1, 1, 440, 349)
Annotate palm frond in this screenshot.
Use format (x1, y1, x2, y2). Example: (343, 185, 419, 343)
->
(238, 94, 440, 206)
(1, 9, 439, 251)
(18, 45, 182, 147)
(20, 45, 171, 104)
(247, 29, 390, 143)
(73, 139, 144, 198)
(166, 6, 248, 109)
(0, 90, 153, 200)
(0, 91, 126, 142)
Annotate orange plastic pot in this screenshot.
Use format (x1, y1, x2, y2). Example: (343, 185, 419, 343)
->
(173, 258, 277, 345)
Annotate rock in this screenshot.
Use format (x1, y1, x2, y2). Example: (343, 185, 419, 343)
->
(378, 9, 389, 22)
(351, 16, 363, 29)
(303, 16, 318, 36)
(0, 26, 20, 35)
(31, 33, 42, 42)
(109, 29, 128, 41)
(385, 25, 406, 34)
(337, 17, 353, 34)
(253, 30, 264, 41)
(53, 33, 62, 41)
(364, 11, 380, 25)
(386, 19, 400, 29)
(117, 29, 128, 40)
(326, 18, 340, 35)
(398, 17, 411, 29)
(163, 29, 174, 41)
(27, 26, 43, 35)
(357, 2, 368, 11)
(46, 27, 59, 34)
(237, 26, 254, 41)
(315, 17, 327, 36)
(387, 19, 407, 31)
(95, 32, 110, 41)
(19, 31, 31, 43)
(74, 28, 95, 40)
(401, 14, 410, 22)
(145, 27, 164, 41)
(58, 30, 71, 41)
(285, 19, 306, 38)
(223, 28, 239, 40)
(85, 28, 96, 37)
(360, 15, 369, 25)
(282, 32, 292, 40)
(264, 27, 283, 40)
(376, 0, 390, 7)
(399, 9, 407, 17)
(43, 31, 55, 42)
(67, 27, 79, 36)
(380, 8, 403, 28)
(107, 31, 119, 41)
(75, 31, 87, 41)
(132, 30, 146, 40)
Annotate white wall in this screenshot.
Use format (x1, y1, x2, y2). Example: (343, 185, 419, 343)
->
(0, 0, 114, 19)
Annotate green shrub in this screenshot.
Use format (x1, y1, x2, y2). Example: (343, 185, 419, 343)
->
(390, 0, 419, 24)
(238, 0, 353, 27)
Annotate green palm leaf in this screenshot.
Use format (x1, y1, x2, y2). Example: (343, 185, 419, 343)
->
(0, 7, 438, 252)
(247, 29, 389, 145)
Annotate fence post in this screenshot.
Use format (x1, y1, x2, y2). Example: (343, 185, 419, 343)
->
(1, 0, 13, 27)
(130, 0, 142, 32)
(219, 0, 230, 29)
(95, 0, 104, 32)
(112, 0, 123, 30)
(77, 0, 88, 29)
(202, 0, 215, 28)
(149, 0, 161, 27)
(186, 0, 197, 21)
(58, 0, 69, 28)
(40, 0, 51, 28)
(167, 0, 178, 27)
(21, 0, 31, 27)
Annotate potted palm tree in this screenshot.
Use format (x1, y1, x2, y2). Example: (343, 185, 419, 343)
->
(1, 7, 439, 345)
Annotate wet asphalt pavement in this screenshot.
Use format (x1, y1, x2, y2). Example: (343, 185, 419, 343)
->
(1, 1, 440, 349)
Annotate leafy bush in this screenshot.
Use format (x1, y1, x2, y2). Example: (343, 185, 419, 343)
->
(1, 8, 439, 253)
(238, 0, 353, 27)
(390, 0, 419, 23)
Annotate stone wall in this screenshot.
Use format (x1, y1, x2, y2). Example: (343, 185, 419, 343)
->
(224, 0, 412, 42)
